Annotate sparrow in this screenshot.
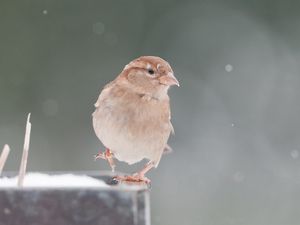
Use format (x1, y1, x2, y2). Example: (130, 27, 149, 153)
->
(92, 56, 179, 183)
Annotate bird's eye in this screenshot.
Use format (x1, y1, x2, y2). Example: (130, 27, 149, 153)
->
(147, 69, 155, 75)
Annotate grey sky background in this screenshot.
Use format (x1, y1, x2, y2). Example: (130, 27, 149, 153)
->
(1, 1, 300, 224)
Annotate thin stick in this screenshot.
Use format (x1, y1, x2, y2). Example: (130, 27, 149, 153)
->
(18, 113, 32, 187)
(0, 144, 10, 175)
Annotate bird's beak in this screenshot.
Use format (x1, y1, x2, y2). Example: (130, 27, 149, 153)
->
(159, 72, 180, 87)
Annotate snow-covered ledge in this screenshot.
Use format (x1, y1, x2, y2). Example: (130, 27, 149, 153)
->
(0, 172, 150, 225)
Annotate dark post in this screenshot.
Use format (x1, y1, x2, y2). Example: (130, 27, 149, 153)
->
(0, 174, 150, 225)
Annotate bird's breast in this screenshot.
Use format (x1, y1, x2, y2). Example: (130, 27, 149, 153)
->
(93, 91, 171, 165)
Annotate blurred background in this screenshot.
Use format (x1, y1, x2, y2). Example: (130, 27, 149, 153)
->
(1, 0, 300, 224)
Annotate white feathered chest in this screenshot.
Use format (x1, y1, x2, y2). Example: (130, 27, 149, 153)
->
(92, 84, 173, 166)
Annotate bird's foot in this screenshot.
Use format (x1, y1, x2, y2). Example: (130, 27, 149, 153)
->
(94, 148, 116, 172)
(113, 173, 151, 184)
(113, 161, 154, 184)
(94, 152, 105, 160)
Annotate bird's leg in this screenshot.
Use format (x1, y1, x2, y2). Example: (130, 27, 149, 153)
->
(105, 150, 116, 172)
(114, 161, 155, 184)
(134, 161, 155, 178)
(94, 148, 116, 172)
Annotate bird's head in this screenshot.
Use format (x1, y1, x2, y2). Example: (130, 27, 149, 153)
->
(118, 56, 179, 97)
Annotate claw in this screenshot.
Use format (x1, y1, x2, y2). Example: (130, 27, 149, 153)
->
(113, 174, 151, 184)
(113, 161, 155, 184)
(94, 152, 105, 161)
(94, 149, 116, 172)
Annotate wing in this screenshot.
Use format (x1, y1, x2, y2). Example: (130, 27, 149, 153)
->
(167, 102, 175, 135)
(163, 144, 173, 155)
(93, 80, 116, 108)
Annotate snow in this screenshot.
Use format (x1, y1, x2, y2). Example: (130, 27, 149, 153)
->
(291, 149, 299, 159)
(42, 99, 59, 116)
(233, 171, 245, 183)
(0, 173, 108, 188)
(225, 64, 233, 72)
(93, 22, 105, 35)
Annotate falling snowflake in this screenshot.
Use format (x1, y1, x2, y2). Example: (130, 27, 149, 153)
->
(93, 22, 105, 35)
(225, 64, 233, 72)
(42, 99, 59, 116)
(290, 149, 299, 159)
(233, 171, 245, 183)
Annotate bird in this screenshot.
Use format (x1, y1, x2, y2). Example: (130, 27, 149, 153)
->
(92, 56, 179, 183)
